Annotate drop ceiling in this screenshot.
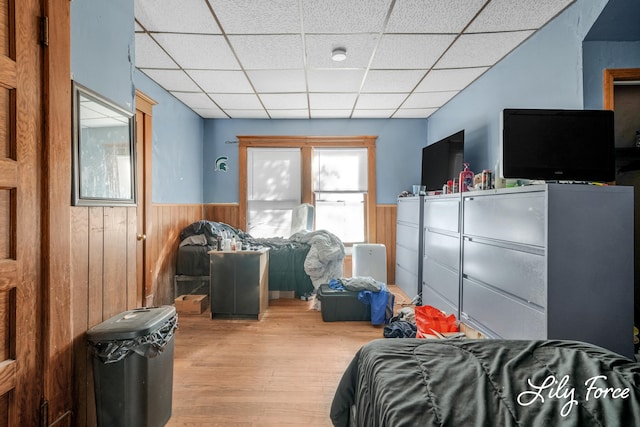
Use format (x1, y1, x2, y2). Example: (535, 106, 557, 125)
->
(135, 0, 575, 119)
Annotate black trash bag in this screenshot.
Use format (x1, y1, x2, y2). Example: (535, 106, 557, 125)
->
(90, 314, 179, 364)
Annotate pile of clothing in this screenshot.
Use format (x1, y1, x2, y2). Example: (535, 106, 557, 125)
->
(327, 277, 394, 325)
(383, 307, 418, 338)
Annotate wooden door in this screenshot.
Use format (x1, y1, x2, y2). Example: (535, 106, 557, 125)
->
(135, 91, 156, 307)
(0, 0, 44, 425)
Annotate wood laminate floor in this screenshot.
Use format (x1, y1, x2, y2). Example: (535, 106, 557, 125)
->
(167, 285, 412, 426)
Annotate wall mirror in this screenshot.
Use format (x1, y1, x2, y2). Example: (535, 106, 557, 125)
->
(72, 81, 136, 206)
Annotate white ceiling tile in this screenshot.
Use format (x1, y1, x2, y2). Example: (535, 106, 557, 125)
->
(385, 0, 487, 33)
(361, 70, 425, 92)
(154, 34, 240, 69)
(135, 0, 220, 34)
(403, 91, 458, 108)
(355, 93, 407, 110)
(260, 93, 308, 110)
(467, 0, 574, 33)
(135, 33, 178, 69)
(228, 34, 304, 69)
(436, 31, 533, 68)
(246, 70, 307, 92)
(302, 0, 392, 33)
(141, 69, 200, 91)
(133, 0, 571, 119)
(416, 67, 488, 92)
(351, 109, 395, 118)
(187, 70, 254, 93)
(226, 109, 270, 119)
(194, 108, 229, 119)
(171, 92, 220, 109)
(310, 110, 352, 118)
(268, 110, 311, 119)
(211, 93, 264, 109)
(208, 0, 301, 34)
(393, 108, 437, 118)
(309, 93, 357, 110)
(305, 34, 378, 69)
(371, 34, 456, 69)
(307, 70, 365, 92)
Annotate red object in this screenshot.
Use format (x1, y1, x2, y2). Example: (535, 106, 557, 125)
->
(415, 305, 458, 338)
(459, 162, 474, 192)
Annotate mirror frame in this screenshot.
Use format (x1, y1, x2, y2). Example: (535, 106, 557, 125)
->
(72, 81, 136, 206)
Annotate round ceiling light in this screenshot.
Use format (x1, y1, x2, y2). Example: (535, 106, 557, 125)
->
(331, 47, 347, 62)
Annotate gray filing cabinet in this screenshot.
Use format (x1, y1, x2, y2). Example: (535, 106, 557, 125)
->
(423, 184, 634, 358)
(422, 194, 461, 317)
(209, 248, 270, 319)
(395, 196, 423, 300)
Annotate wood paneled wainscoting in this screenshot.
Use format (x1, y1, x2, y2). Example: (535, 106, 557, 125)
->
(70, 203, 202, 425)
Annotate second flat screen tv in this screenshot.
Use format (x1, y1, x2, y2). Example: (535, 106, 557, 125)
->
(501, 109, 615, 182)
(421, 130, 464, 191)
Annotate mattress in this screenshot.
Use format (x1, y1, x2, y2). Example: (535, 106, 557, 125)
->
(331, 338, 640, 427)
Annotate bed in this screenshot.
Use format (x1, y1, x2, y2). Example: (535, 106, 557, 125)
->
(331, 338, 640, 427)
(176, 220, 344, 297)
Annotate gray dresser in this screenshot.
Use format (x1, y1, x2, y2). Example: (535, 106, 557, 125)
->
(422, 184, 634, 358)
(422, 194, 461, 317)
(395, 196, 423, 300)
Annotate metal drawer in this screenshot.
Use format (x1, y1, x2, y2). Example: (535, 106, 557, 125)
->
(423, 257, 459, 309)
(397, 197, 420, 224)
(424, 230, 459, 271)
(424, 198, 459, 233)
(462, 278, 546, 340)
(395, 266, 418, 298)
(396, 222, 419, 253)
(463, 238, 546, 308)
(463, 192, 545, 246)
(396, 244, 418, 278)
(421, 284, 458, 318)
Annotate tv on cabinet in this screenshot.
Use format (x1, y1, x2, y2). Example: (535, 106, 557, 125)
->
(421, 130, 464, 191)
(501, 109, 615, 182)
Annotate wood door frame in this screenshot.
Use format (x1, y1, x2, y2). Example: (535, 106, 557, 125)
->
(42, 0, 73, 424)
(603, 68, 640, 109)
(135, 90, 156, 307)
(238, 135, 378, 243)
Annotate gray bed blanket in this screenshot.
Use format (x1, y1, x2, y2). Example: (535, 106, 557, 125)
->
(331, 338, 640, 427)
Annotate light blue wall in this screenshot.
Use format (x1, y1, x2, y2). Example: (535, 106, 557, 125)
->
(426, 0, 609, 172)
(71, 0, 205, 203)
(583, 41, 640, 109)
(203, 119, 427, 204)
(134, 71, 205, 203)
(71, 0, 135, 111)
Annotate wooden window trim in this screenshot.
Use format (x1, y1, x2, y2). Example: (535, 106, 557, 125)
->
(238, 135, 377, 242)
(603, 68, 640, 110)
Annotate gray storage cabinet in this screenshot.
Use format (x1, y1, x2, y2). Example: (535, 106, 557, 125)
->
(422, 184, 634, 359)
(395, 196, 423, 300)
(210, 248, 269, 319)
(422, 193, 461, 317)
(87, 306, 178, 427)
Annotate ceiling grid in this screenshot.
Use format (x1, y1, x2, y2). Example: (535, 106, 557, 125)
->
(134, 0, 575, 119)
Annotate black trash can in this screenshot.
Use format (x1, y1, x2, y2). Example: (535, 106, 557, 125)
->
(87, 306, 178, 427)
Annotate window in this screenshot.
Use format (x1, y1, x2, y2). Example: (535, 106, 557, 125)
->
(313, 148, 367, 243)
(246, 147, 301, 238)
(238, 136, 377, 243)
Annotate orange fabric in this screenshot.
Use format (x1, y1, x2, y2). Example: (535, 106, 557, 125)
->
(415, 305, 458, 338)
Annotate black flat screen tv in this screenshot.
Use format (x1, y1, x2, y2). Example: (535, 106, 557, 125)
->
(501, 108, 615, 182)
(421, 130, 464, 191)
